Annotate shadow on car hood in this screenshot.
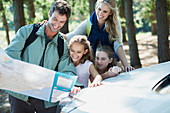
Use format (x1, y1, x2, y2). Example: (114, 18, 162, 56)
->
(62, 61, 170, 113)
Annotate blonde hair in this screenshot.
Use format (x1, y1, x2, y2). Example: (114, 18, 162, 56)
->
(96, 0, 122, 44)
(69, 35, 94, 64)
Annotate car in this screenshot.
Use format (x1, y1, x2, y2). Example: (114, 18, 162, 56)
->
(61, 61, 170, 113)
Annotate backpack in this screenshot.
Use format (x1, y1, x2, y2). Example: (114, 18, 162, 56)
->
(86, 19, 92, 37)
(21, 24, 64, 71)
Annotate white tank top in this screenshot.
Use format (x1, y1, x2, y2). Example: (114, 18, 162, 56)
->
(76, 60, 92, 88)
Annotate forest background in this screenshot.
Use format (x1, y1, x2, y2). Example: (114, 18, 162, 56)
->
(0, 0, 169, 112)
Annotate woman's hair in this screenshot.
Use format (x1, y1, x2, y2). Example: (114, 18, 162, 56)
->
(95, 0, 122, 44)
(96, 45, 116, 69)
(69, 35, 94, 64)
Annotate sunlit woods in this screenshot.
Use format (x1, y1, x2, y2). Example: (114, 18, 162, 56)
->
(0, 0, 169, 65)
(0, 0, 10, 45)
(0, 0, 169, 112)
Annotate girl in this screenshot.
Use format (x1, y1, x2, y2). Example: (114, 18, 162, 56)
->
(95, 45, 122, 80)
(69, 35, 103, 91)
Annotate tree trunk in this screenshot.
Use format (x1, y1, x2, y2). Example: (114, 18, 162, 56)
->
(124, 0, 141, 68)
(122, 26, 127, 42)
(119, 0, 127, 42)
(89, 0, 97, 15)
(25, 0, 35, 24)
(13, 0, 25, 32)
(156, 0, 170, 63)
(150, 1, 157, 35)
(0, 0, 10, 45)
(151, 23, 157, 35)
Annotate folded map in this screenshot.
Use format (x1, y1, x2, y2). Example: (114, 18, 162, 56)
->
(0, 48, 77, 102)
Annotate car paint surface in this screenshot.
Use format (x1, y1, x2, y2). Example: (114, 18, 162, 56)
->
(62, 61, 170, 113)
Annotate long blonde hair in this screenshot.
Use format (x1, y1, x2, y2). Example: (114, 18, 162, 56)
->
(69, 35, 94, 64)
(96, 0, 122, 44)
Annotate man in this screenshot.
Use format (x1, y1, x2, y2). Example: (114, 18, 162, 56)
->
(5, 0, 78, 113)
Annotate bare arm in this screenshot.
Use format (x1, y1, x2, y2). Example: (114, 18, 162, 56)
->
(66, 19, 88, 42)
(116, 46, 129, 67)
(101, 71, 118, 80)
(100, 66, 122, 80)
(89, 64, 103, 87)
(89, 64, 102, 82)
(116, 46, 135, 72)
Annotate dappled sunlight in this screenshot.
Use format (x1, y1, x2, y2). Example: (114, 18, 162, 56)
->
(0, 30, 15, 50)
(124, 33, 159, 67)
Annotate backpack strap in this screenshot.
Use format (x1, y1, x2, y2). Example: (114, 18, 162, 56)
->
(57, 36, 64, 59)
(21, 23, 64, 71)
(21, 24, 41, 57)
(86, 19, 92, 37)
(55, 36, 64, 71)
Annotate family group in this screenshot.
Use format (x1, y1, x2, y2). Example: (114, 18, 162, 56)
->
(5, 0, 134, 113)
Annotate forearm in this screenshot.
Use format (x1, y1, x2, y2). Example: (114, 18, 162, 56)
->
(66, 19, 87, 42)
(116, 46, 129, 67)
(101, 72, 118, 80)
(92, 74, 102, 83)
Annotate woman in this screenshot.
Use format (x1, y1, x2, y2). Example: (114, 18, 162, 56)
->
(65, 0, 134, 72)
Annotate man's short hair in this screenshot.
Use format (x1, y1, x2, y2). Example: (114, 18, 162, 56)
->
(49, 0, 71, 19)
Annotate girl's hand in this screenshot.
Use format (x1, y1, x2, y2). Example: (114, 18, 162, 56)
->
(124, 66, 135, 72)
(109, 66, 122, 74)
(89, 81, 103, 88)
(70, 86, 81, 94)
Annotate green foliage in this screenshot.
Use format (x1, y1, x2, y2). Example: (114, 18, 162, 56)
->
(140, 0, 157, 23)
(132, 0, 151, 32)
(67, 0, 90, 31)
(68, 0, 90, 20)
(1, 0, 163, 33)
(116, 0, 123, 8)
(25, 0, 53, 24)
(0, 0, 14, 30)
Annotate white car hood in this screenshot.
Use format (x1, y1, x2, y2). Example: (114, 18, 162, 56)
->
(62, 61, 170, 113)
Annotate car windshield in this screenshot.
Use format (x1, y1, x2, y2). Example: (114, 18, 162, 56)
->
(152, 74, 170, 94)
